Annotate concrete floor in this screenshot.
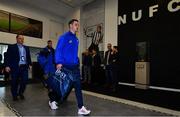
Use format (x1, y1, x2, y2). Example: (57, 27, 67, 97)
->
(0, 83, 168, 116)
(0, 99, 16, 116)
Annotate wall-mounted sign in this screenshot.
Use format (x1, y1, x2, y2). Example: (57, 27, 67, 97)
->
(118, 0, 179, 26)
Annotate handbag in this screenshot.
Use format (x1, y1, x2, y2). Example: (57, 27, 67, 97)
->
(55, 69, 73, 97)
(46, 68, 73, 100)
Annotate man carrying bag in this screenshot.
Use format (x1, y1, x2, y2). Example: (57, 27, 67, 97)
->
(55, 19, 91, 115)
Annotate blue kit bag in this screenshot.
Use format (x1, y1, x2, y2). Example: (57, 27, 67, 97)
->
(46, 68, 73, 100)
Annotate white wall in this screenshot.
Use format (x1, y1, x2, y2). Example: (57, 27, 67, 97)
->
(0, 0, 64, 48)
(0, 0, 119, 60)
(64, 8, 81, 33)
(64, 0, 118, 64)
(81, 0, 105, 52)
(80, 0, 118, 52)
(64, 8, 82, 57)
(105, 0, 118, 51)
(62, 8, 84, 71)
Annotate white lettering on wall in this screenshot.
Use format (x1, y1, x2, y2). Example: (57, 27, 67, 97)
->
(118, 14, 127, 25)
(149, 5, 159, 17)
(118, 0, 179, 26)
(168, 0, 180, 12)
(132, 10, 142, 21)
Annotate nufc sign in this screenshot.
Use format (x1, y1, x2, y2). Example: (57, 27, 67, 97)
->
(118, 0, 180, 26)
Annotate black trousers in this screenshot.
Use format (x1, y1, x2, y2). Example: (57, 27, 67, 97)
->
(10, 66, 28, 97)
(88, 43, 99, 52)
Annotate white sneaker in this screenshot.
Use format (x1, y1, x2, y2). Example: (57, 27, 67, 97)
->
(49, 101, 58, 110)
(78, 106, 91, 115)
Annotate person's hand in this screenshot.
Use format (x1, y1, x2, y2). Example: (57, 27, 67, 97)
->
(56, 64, 62, 70)
(29, 65, 32, 70)
(5, 67, 11, 73)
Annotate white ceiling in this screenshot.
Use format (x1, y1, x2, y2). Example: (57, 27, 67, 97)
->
(15, 0, 95, 18)
(59, 0, 95, 8)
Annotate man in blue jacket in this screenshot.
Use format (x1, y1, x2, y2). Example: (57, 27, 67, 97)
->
(40, 40, 56, 76)
(5, 34, 32, 101)
(55, 19, 91, 115)
(38, 40, 59, 110)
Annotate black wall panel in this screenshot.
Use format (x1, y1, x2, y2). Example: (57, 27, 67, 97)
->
(118, 0, 180, 88)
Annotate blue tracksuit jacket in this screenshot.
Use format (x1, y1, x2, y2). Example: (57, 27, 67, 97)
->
(38, 47, 55, 74)
(55, 31, 79, 66)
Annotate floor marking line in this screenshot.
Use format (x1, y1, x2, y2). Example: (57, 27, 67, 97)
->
(0, 97, 21, 117)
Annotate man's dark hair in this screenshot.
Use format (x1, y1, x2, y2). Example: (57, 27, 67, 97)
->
(16, 34, 22, 38)
(97, 25, 101, 29)
(68, 19, 79, 27)
(47, 40, 52, 43)
(113, 46, 118, 49)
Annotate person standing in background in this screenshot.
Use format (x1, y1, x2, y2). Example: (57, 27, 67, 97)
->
(104, 43, 113, 88)
(82, 49, 92, 84)
(91, 49, 101, 85)
(5, 34, 32, 101)
(111, 46, 120, 92)
(3, 52, 10, 82)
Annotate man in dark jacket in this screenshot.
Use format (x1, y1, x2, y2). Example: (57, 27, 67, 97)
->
(111, 46, 120, 91)
(82, 49, 92, 84)
(5, 34, 32, 101)
(104, 43, 113, 87)
(91, 49, 101, 84)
